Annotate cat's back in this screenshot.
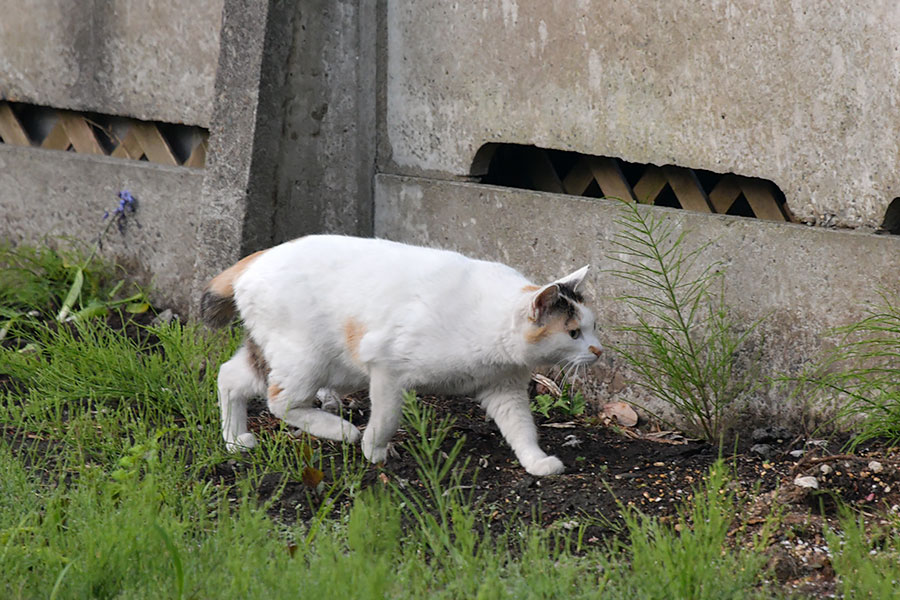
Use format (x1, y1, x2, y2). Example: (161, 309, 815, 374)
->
(239, 235, 525, 295)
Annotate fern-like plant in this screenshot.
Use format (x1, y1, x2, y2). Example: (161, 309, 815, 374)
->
(608, 201, 765, 442)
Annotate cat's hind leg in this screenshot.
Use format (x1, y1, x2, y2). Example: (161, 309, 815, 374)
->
(266, 361, 361, 443)
(479, 387, 564, 476)
(217, 344, 266, 452)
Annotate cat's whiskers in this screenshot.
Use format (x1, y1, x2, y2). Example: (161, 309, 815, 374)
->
(557, 359, 578, 391)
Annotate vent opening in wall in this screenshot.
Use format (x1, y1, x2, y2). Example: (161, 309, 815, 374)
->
(473, 144, 793, 222)
(0, 101, 207, 168)
(880, 198, 900, 235)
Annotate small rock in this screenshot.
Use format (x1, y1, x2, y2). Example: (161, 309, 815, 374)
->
(752, 426, 792, 444)
(793, 476, 819, 489)
(819, 464, 833, 475)
(751, 428, 770, 442)
(151, 308, 176, 326)
(751, 443, 774, 458)
(789, 449, 805, 458)
(868, 461, 884, 473)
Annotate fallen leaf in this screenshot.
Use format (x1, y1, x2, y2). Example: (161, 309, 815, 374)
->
(531, 373, 562, 397)
(602, 402, 638, 427)
(301, 466, 324, 489)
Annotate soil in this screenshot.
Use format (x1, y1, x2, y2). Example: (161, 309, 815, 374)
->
(207, 392, 900, 598)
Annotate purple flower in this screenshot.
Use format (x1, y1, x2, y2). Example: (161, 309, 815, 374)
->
(100, 190, 139, 234)
(116, 190, 137, 214)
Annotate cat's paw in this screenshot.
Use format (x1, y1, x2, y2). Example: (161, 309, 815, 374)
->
(316, 388, 342, 414)
(225, 432, 258, 452)
(343, 424, 362, 444)
(525, 455, 564, 477)
(361, 435, 388, 464)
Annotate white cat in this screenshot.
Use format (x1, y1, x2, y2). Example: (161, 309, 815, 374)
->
(201, 235, 602, 476)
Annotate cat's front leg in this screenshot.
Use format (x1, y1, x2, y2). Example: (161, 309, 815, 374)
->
(362, 368, 404, 464)
(478, 387, 564, 477)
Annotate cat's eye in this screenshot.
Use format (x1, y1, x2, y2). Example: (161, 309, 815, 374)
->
(569, 329, 582, 340)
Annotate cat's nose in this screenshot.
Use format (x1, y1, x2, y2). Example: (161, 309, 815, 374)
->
(589, 345, 602, 357)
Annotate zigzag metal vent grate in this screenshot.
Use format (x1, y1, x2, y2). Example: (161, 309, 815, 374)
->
(0, 101, 207, 168)
(476, 144, 793, 222)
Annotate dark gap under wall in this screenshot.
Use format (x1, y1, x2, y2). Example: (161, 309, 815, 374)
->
(475, 143, 792, 223)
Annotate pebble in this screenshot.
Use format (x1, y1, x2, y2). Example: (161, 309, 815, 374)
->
(819, 464, 833, 475)
(793, 476, 819, 489)
(151, 308, 177, 326)
(868, 461, 883, 473)
(789, 449, 805, 458)
(751, 443, 774, 458)
(751, 426, 791, 443)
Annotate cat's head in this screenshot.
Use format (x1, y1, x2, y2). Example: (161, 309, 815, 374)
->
(519, 266, 603, 369)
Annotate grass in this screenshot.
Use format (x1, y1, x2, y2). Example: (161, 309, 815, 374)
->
(1, 241, 897, 598)
(795, 293, 900, 450)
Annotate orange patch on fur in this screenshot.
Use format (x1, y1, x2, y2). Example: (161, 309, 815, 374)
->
(525, 314, 574, 343)
(521, 285, 541, 293)
(206, 248, 269, 298)
(343, 318, 366, 361)
(267, 383, 283, 400)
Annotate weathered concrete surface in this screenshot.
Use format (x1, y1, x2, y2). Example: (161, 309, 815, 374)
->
(0, 145, 205, 310)
(193, 0, 376, 307)
(375, 174, 900, 426)
(192, 0, 269, 303)
(383, 1, 900, 229)
(0, 0, 223, 126)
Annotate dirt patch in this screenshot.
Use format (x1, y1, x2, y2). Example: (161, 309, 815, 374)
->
(212, 392, 900, 597)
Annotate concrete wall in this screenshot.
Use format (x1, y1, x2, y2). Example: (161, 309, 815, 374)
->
(381, 0, 900, 230)
(0, 1, 223, 309)
(192, 0, 376, 300)
(0, 0, 375, 311)
(0, 145, 205, 309)
(0, 0, 223, 126)
(375, 174, 900, 426)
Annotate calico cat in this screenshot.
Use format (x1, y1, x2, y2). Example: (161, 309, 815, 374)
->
(201, 235, 602, 476)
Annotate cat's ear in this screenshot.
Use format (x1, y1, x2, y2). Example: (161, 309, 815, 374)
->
(529, 284, 560, 322)
(553, 265, 590, 292)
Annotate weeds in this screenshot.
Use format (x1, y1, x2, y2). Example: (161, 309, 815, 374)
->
(826, 509, 900, 598)
(531, 384, 586, 419)
(608, 200, 765, 443)
(603, 461, 772, 599)
(796, 293, 900, 450)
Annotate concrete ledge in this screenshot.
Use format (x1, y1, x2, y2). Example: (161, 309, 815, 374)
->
(0, 145, 204, 310)
(375, 173, 900, 426)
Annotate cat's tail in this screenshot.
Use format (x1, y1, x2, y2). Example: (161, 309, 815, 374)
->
(200, 287, 237, 328)
(200, 249, 268, 328)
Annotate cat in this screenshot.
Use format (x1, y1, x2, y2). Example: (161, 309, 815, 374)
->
(201, 235, 602, 476)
